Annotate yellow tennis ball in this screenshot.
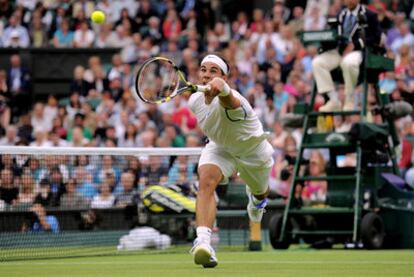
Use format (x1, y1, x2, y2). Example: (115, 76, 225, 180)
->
(91, 10, 105, 24)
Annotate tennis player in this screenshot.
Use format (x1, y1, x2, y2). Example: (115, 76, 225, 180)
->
(189, 54, 274, 267)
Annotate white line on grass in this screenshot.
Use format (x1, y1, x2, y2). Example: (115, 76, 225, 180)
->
(2, 261, 413, 266)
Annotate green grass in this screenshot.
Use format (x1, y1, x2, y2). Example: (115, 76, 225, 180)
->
(1, 247, 413, 277)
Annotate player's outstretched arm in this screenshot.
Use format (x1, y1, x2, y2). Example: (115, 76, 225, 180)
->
(207, 77, 241, 109)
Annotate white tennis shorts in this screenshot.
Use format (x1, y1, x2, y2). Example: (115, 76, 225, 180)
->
(198, 140, 274, 195)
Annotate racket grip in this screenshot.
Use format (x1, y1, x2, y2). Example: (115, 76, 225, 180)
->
(196, 85, 210, 92)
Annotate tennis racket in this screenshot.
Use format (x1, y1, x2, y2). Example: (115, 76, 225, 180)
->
(135, 56, 210, 104)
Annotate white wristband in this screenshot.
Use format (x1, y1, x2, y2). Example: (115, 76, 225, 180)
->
(218, 83, 231, 97)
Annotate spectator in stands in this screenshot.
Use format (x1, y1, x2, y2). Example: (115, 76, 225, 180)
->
(162, 8, 182, 40)
(44, 95, 58, 122)
(68, 126, 89, 147)
(95, 155, 121, 186)
(0, 94, 10, 132)
(390, 22, 414, 54)
(140, 156, 169, 187)
(29, 10, 48, 47)
(72, 166, 97, 200)
(168, 155, 195, 186)
(73, 19, 95, 48)
(115, 8, 139, 34)
(48, 129, 68, 147)
(0, 168, 18, 206)
(398, 121, 413, 177)
(72, 0, 95, 19)
(31, 102, 52, 133)
(269, 134, 298, 199)
(32, 178, 58, 207)
(95, 0, 118, 24)
(136, 0, 157, 31)
(386, 12, 406, 49)
(111, 25, 133, 49)
(26, 157, 41, 183)
(125, 156, 142, 187)
(60, 178, 89, 209)
(70, 66, 92, 97)
(2, 14, 30, 47)
(48, 5, 68, 39)
(16, 114, 33, 142)
(304, 5, 327, 31)
(115, 171, 138, 208)
(7, 54, 31, 118)
(67, 112, 93, 141)
(52, 18, 74, 48)
(47, 167, 65, 206)
(22, 203, 60, 233)
(29, 129, 51, 147)
(13, 173, 36, 209)
(0, 125, 18, 146)
(91, 181, 114, 209)
(140, 16, 162, 44)
(94, 22, 117, 48)
(118, 123, 138, 148)
(162, 124, 185, 147)
(301, 150, 328, 205)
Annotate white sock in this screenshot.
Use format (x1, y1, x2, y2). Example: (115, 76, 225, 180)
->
(196, 226, 212, 244)
(247, 187, 265, 205)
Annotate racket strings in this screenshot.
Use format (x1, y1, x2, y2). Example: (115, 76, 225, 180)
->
(137, 59, 180, 103)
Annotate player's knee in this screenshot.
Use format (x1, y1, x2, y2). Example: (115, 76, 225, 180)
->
(198, 179, 218, 194)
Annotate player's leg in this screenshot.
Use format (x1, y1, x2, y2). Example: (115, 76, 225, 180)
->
(239, 165, 272, 222)
(191, 164, 222, 268)
(196, 164, 222, 232)
(237, 142, 274, 222)
(191, 145, 235, 268)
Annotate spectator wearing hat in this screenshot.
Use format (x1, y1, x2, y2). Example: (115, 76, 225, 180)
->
(2, 14, 30, 47)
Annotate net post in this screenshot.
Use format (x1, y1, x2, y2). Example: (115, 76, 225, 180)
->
(248, 221, 262, 251)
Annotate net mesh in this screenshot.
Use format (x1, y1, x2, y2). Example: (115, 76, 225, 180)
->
(0, 146, 250, 261)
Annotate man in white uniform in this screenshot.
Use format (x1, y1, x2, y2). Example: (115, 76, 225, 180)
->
(189, 54, 274, 268)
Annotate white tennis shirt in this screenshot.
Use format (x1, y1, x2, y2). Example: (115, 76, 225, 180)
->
(188, 89, 269, 156)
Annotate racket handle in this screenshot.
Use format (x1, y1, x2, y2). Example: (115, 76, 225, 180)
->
(196, 85, 210, 92)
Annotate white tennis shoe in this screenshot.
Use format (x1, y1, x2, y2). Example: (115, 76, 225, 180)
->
(190, 238, 218, 268)
(247, 190, 268, 223)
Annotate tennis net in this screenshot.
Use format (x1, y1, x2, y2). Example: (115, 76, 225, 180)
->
(0, 146, 250, 261)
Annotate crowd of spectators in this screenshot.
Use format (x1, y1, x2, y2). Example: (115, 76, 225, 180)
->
(1, 0, 414, 213)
